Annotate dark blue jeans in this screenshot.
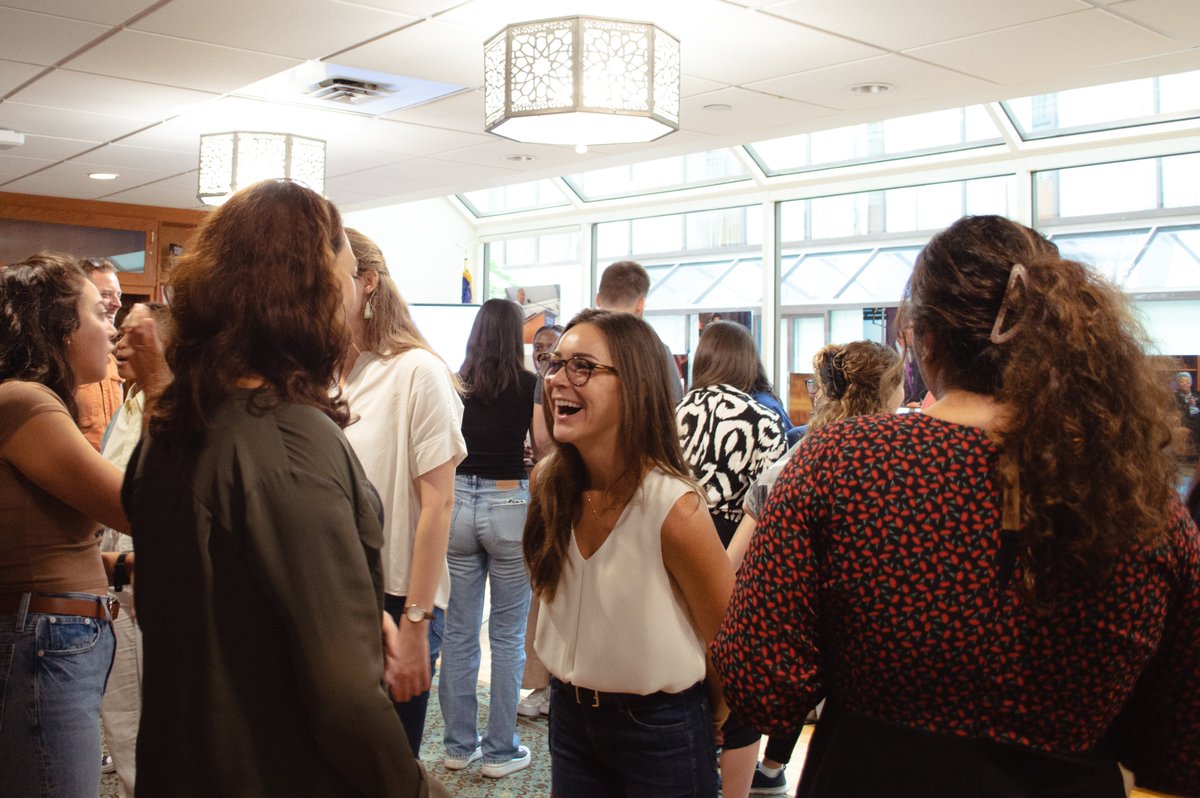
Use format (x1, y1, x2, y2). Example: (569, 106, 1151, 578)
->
(383, 593, 444, 757)
(548, 677, 718, 797)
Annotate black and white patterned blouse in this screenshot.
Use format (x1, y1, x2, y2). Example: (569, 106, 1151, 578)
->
(676, 384, 787, 524)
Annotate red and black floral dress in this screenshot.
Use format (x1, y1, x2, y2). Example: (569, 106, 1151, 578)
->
(712, 412, 1200, 798)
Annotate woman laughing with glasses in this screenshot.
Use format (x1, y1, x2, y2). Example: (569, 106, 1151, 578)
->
(523, 308, 734, 797)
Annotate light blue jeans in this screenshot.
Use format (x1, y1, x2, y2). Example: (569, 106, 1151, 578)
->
(440, 475, 532, 764)
(0, 592, 116, 797)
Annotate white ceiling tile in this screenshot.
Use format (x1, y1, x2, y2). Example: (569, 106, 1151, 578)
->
(325, 170, 441, 199)
(765, 0, 1089, 51)
(748, 54, 998, 111)
(908, 9, 1182, 84)
(333, 0, 459, 15)
(67, 31, 301, 94)
(432, 140, 607, 171)
(2, 134, 100, 161)
(0, 59, 45, 96)
(326, 146, 409, 177)
(433, 0, 743, 40)
(0, 8, 109, 67)
(0, 171, 115, 199)
(131, 0, 419, 60)
(100, 172, 210, 209)
(69, 143, 201, 173)
(0, 154, 56, 179)
(684, 10, 885, 85)
(0, 0, 156, 26)
(682, 74, 730, 98)
(384, 89, 484, 134)
(349, 118, 491, 155)
(11, 70, 219, 121)
(30, 159, 169, 190)
(1105, 0, 1200, 45)
(372, 156, 517, 183)
(0, 101, 150, 141)
(334, 20, 482, 87)
(681, 87, 837, 135)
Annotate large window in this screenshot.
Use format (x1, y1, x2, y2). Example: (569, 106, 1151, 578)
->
(1035, 152, 1200, 223)
(747, 105, 1002, 176)
(485, 229, 584, 330)
(564, 149, 749, 201)
(458, 179, 570, 217)
(1002, 70, 1200, 140)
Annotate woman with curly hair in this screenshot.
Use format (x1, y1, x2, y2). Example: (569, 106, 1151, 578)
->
(722, 340, 903, 798)
(123, 181, 445, 797)
(0, 252, 126, 797)
(713, 215, 1199, 797)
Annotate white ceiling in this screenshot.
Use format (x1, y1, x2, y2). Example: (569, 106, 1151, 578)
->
(0, 0, 1196, 211)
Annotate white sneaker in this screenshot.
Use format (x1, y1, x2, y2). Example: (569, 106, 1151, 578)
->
(481, 745, 531, 778)
(443, 746, 482, 771)
(517, 686, 550, 717)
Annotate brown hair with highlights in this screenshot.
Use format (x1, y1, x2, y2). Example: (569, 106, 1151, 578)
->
(149, 179, 350, 442)
(808, 341, 902, 434)
(523, 309, 698, 600)
(905, 214, 1177, 607)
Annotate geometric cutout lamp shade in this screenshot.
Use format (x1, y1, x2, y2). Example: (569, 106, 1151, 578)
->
(484, 16, 680, 147)
(197, 131, 326, 206)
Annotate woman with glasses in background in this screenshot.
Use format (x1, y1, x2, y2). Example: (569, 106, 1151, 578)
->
(524, 308, 733, 797)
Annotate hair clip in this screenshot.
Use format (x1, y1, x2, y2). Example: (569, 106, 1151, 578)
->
(989, 263, 1027, 345)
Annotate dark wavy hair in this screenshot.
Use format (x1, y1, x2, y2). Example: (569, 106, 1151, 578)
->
(809, 340, 902, 434)
(149, 179, 350, 443)
(459, 298, 528, 403)
(905, 215, 1177, 607)
(0, 252, 88, 419)
(524, 309, 698, 600)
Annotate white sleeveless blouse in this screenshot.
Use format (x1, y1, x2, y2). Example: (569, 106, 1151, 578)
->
(534, 469, 707, 695)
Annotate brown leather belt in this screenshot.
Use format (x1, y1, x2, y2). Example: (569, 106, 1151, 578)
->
(0, 594, 119, 621)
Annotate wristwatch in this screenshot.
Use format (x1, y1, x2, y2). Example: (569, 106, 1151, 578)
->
(405, 603, 434, 623)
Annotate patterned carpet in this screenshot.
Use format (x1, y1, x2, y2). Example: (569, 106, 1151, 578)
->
(99, 681, 552, 797)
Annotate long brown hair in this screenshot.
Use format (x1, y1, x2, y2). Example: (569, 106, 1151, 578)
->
(689, 320, 760, 393)
(149, 179, 350, 442)
(459, 298, 528, 402)
(0, 252, 88, 419)
(523, 309, 697, 600)
(345, 228, 438, 360)
(809, 341, 901, 434)
(906, 214, 1177, 607)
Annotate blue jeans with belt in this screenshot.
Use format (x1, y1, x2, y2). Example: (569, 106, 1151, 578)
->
(439, 474, 532, 764)
(0, 592, 116, 797)
(548, 677, 719, 797)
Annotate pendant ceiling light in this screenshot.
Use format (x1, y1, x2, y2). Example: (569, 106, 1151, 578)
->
(484, 16, 680, 150)
(197, 131, 326, 206)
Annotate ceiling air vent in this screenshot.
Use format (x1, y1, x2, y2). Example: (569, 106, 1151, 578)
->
(305, 77, 393, 105)
(235, 62, 469, 117)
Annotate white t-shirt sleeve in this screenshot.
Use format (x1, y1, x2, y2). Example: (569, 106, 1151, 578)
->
(405, 351, 467, 479)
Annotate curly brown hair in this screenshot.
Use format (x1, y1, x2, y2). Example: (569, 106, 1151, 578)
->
(0, 252, 88, 419)
(906, 215, 1177, 607)
(149, 179, 351, 442)
(809, 341, 902, 434)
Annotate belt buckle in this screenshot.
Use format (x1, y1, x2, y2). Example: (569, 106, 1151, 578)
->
(574, 684, 600, 708)
(104, 595, 121, 621)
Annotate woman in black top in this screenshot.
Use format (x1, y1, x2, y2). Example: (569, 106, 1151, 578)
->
(438, 298, 538, 778)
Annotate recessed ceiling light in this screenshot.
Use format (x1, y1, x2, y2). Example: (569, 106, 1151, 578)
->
(702, 103, 733, 112)
(849, 82, 894, 95)
(503, 154, 536, 162)
(88, 172, 119, 180)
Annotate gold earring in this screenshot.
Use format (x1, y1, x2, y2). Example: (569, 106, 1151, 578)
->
(363, 299, 374, 321)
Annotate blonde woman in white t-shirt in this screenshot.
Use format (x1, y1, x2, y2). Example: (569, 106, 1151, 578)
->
(524, 309, 734, 797)
(341, 229, 467, 755)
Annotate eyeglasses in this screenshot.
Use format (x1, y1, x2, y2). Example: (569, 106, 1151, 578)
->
(543, 355, 619, 386)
